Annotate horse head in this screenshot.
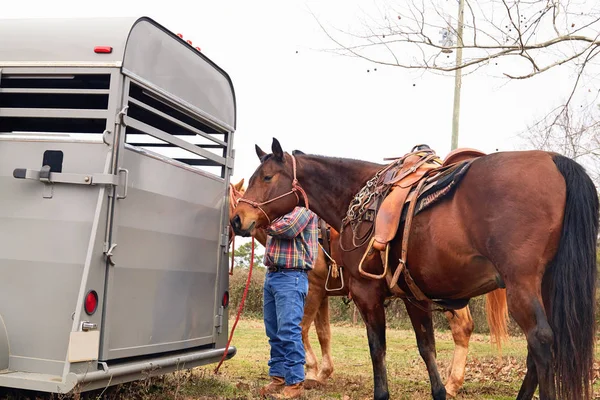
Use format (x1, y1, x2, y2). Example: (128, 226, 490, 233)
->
(230, 138, 305, 237)
(228, 178, 246, 245)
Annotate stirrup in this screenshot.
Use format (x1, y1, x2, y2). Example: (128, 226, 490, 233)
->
(325, 264, 344, 292)
(358, 237, 389, 280)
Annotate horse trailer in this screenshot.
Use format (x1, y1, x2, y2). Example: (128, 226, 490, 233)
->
(0, 16, 236, 393)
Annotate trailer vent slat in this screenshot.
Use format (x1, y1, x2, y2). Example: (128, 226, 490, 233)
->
(125, 81, 229, 178)
(0, 73, 111, 134)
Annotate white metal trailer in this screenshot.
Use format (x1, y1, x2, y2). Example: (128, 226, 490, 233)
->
(0, 15, 236, 393)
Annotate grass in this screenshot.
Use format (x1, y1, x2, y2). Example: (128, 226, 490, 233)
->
(4, 318, 600, 399)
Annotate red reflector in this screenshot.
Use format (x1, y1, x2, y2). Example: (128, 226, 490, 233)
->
(84, 290, 98, 315)
(186, 40, 193, 45)
(222, 291, 229, 308)
(94, 46, 113, 54)
(177, 33, 183, 38)
(195, 47, 202, 52)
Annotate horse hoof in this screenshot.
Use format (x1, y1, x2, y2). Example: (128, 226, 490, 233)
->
(444, 384, 458, 398)
(304, 378, 323, 390)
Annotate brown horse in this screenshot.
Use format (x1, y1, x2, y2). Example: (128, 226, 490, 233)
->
(229, 176, 509, 397)
(231, 138, 598, 400)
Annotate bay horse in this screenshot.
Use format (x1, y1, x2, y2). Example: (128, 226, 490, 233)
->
(230, 138, 598, 400)
(229, 176, 509, 397)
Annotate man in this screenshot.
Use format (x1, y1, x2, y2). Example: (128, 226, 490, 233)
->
(260, 206, 319, 399)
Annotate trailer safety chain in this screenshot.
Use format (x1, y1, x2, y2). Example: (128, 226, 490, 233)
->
(214, 236, 255, 374)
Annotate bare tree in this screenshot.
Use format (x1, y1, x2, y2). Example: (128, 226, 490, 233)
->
(313, 1, 599, 115)
(314, 0, 599, 79)
(312, 0, 600, 158)
(521, 101, 600, 182)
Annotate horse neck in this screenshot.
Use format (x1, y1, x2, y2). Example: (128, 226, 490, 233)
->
(295, 155, 383, 229)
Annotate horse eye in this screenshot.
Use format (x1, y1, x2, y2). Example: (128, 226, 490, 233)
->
(264, 175, 273, 182)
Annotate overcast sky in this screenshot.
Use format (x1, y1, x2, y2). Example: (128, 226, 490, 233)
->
(4, 0, 597, 185)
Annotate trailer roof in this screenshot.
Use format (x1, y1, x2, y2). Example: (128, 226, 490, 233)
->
(0, 16, 236, 129)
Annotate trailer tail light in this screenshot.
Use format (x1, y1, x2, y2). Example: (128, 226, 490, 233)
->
(84, 290, 98, 315)
(94, 46, 113, 54)
(222, 291, 229, 308)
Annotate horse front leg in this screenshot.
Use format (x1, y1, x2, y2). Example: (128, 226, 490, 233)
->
(352, 279, 389, 400)
(300, 280, 324, 387)
(444, 306, 473, 397)
(403, 299, 447, 400)
(314, 295, 334, 382)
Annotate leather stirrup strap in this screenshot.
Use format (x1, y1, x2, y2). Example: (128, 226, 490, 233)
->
(390, 176, 431, 302)
(319, 219, 331, 261)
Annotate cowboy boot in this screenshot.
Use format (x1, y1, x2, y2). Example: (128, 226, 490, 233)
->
(275, 382, 304, 399)
(260, 376, 285, 397)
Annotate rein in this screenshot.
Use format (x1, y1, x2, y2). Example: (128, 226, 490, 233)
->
(237, 154, 310, 225)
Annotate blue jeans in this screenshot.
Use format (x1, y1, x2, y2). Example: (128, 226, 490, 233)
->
(263, 270, 309, 385)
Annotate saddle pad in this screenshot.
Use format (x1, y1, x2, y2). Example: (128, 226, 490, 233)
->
(400, 159, 475, 223)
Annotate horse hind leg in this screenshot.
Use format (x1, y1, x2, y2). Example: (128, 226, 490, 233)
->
(444, 306, 474, 398)
(314, 296, 334, 382)
(403, 299, 446, 400)
(507, 286, 554, 400)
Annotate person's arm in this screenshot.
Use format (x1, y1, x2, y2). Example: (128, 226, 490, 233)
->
(265, 207, 312, 239)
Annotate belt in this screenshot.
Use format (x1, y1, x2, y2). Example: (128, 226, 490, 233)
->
(267, 266, 309, 273)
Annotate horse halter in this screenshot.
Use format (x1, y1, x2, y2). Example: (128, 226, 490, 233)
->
(237, 154, 310, 226)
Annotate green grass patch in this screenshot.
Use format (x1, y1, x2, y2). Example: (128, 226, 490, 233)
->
(5, 318, 600, 399)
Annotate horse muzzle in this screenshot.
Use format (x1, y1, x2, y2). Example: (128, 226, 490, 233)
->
(230, 214, 256, 237)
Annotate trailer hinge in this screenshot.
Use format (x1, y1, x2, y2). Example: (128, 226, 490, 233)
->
(220, 232, 229, 248)
(104, 243, 117, 266)
(116, 105, 129, 126)
(81, 321, 98, 331)
(215, 306, 224, 334)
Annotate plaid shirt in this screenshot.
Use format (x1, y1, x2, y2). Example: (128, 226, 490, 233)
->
(263, 207, 319, 270)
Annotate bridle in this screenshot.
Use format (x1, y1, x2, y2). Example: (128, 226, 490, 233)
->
(237, 154, 310, 226)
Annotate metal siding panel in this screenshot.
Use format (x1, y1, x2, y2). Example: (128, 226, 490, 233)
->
(123, 20, 235, 129)
(0, 17, 135, 63)
(103, 148, 224, 359)
(106, 269, 217, 358)
(0, 141, 109, 369)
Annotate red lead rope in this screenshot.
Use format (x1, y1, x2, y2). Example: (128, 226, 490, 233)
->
(229, 234, 235, 275)
(214, 237, 255, 374)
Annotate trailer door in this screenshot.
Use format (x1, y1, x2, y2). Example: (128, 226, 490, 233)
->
(100, 78, 230, 361)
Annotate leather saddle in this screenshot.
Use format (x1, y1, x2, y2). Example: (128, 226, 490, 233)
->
(352, 145, 486, 302)
(372, 147, 486, 251)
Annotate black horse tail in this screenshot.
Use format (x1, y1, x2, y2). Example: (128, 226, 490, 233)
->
(547, 154, 599, 400)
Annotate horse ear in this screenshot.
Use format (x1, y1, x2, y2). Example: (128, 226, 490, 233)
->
(255, 145, 267, 160)
(292, 150, 305, 155)
(233, 178, 244, 191)
(272, 138, 284, 162)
